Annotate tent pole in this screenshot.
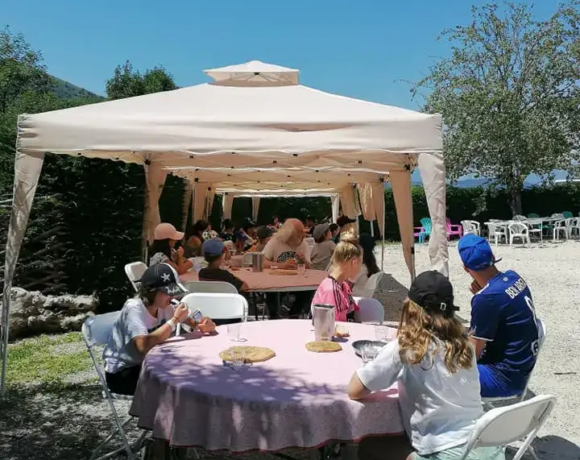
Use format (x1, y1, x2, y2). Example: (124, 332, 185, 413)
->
(1, 293, 10, 397)
(381, 192, 385, 271)
(370, 221, 374, 237)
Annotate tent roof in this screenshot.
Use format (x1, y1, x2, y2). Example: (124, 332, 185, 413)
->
(17, 60, 442, 172)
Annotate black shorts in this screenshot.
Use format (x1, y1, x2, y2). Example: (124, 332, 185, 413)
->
(105, 365, 142, 396)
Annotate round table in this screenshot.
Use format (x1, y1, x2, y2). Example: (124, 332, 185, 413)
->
(130, 320, 403, 452)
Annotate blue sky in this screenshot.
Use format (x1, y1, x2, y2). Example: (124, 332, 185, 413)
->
(3, 0, 568, 184)
(3, 0, 563, 110)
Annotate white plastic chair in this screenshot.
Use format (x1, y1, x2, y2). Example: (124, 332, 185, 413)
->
(552, 219, 568, 241)
(508, 222, 530, 247)
(512, 215, 527, 221)
(181, 292, 248, 322)
(461, 220, 481, 236)
(183, 280, 238, 294)
(82, 313, 148, 460)
(486, 223, 507, 246)
(459, 395, 556, 460)
(359, 271, 387, 298)
(124, 262, 147, 292)
(526, 219, 543, 241)
(353, 297, 384, 324)
(483, 319, 547, 407)
(569, 217, 580, 238)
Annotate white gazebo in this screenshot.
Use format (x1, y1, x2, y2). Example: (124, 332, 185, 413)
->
(1, 61, 448, 395)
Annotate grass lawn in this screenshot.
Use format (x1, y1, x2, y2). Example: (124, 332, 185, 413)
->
(6, 332, 94, 386)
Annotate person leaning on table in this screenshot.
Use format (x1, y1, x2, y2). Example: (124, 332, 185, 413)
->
(102, 263, 216, 396)
(458, 234, 540, 399)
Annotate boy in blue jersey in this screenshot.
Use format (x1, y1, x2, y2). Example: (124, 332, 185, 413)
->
(458, 234, 540, 398)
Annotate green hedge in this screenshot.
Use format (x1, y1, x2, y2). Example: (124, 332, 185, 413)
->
(2, 156, 579, 312)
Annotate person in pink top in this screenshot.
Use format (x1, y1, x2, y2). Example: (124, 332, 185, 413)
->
(312, 229, 361, 322)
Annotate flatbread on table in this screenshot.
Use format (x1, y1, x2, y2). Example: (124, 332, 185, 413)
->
(269, 269, 298, 276)
(305, 341, 342, 353)
(219, 346, 276, 363)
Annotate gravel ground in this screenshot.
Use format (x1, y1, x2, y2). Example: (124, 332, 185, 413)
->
(379, 239, 580, 459)
(1, 240, 579, 460)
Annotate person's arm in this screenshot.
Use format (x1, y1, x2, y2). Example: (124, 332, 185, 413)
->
(468, 294, 500, 359)
(132, 304, 189, 355)
(348, 341, 402, 400)
(166, 258, 192, 275)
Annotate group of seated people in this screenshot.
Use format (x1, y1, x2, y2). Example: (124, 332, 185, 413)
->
(103, 216, 539, 460)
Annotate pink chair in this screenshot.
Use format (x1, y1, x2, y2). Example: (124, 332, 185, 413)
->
(446, 218, 463, 240)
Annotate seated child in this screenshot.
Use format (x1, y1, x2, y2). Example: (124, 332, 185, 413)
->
(310, 223, 336, 270)
(198, 239, 248, 294)
(347, 271, 504, 460)
(247, 225, 273, 252)
(311, 229, 360, 322)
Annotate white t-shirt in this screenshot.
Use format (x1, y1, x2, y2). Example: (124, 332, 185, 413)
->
(103, 298, 174, 373)
(262, 238, 311, 264)
(357, 339, 483, 456)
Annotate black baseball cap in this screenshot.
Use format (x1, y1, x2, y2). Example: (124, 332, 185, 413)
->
(140, 263, 186, 297)
(408, 271, 459, 317)
(337, 216, 356, 227)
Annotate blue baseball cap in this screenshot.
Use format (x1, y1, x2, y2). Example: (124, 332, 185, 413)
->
(458, 234, 501, 271)
(202, 238, 224, 256)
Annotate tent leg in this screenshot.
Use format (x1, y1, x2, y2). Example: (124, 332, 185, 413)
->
(381, 193, 386, 270)
(370, 221, 374, 238)
(1, 293, 10, 397)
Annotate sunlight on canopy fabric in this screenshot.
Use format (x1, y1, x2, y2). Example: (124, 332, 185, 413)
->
(390, 171, 416, 280)
(251, 197, 260, 223)
(222, 194, 234, 220)
(144, 163, 167, 243)
(2, 60, 447, 396)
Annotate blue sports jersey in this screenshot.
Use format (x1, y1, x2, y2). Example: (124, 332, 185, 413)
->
(470, 270, 539, 395)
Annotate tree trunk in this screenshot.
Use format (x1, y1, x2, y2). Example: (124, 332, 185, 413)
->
(508, 188, 523, 217)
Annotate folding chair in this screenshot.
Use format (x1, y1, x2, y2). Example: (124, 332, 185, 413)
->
(82, 313, 148, 460)
(483, 319, 547, 407)
(181, 292, 248, 323)
(124, 262, 147, 292)
(459, 394, 556, 460)
(353, 297, 384, 324)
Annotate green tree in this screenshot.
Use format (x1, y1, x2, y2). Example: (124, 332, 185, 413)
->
(106, 61, 177, 100)
(412, 1, 580, 214)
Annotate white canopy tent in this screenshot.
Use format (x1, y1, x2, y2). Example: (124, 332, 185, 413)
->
(1, 60, 448, 396)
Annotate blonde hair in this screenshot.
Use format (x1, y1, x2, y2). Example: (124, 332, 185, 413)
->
(275, 219, 303, 247)
(397, 299, 473, 373)
(331, 227, 362, 265)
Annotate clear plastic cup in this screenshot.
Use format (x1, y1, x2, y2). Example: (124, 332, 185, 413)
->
(230, 347, 246, 367)
(297, 264, 306, 275)
(374, 325, 392, 342)
(361, 345, 378, 364)
(270, 263, 278, 271)
(227, 323, 243, 342)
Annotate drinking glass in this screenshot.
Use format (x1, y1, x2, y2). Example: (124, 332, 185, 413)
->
(227, 323, 246, 342)
(270, 263, 278, 271)
(230, 347, 246, 368)
(297, 263, 306, 275)
(374, 325, 392, 342)
(361, 345, 378, 364)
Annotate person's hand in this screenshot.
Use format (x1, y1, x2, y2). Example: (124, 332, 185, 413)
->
(177, 246, 184, 257)
(198, 317, 216, 334)
(469, 279, 482, 295)
(173, 303, 189, 323)
(284, 259, 297, 269)
(296, 253, 306, 264)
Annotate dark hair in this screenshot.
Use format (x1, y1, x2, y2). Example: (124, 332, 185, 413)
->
(186, 220, 209, 239)
(222, 219, 234, 231)
(204, 253, 222, 264)
(149, 239, 172, 261)
(137, 286, 158, 306)
(329, 223, 339, 233)
(306, 215, 315, 222)
(359, 233, 380, 276)
(242, 220, 256, 232)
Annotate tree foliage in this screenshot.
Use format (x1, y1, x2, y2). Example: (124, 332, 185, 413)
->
(106, 61, 177, 100)
(412, 1, 580, 214)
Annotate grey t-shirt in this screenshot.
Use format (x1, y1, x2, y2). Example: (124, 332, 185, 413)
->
(310, 240, 336, 270)
(103, 298, 173, 373)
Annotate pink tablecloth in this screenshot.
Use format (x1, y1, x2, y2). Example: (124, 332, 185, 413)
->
(181, 269, 327, 292)
(130, 320, 402, 452)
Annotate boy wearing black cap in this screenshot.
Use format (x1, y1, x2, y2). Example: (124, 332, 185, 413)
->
(103, 263, 216, 395)
(458, 234, 539, 399)
(335, 215, 357, 243)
